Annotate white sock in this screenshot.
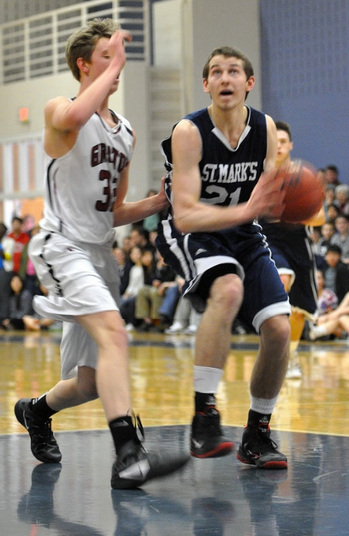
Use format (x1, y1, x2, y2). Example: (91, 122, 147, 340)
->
(250, 395, 279, 415)
(194, 365, 223, 393)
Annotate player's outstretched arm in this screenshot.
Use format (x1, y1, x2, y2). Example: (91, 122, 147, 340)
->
(45, 30, 131, 136)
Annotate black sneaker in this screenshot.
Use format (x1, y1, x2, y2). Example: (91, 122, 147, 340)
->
(14, 398, 62, 464)
(190, 407, 234, 458)
(236, 425, 287, 470)
(111, 417, 190, 490)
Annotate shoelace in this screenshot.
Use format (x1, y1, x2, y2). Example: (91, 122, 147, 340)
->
(247, 427, 279, 454)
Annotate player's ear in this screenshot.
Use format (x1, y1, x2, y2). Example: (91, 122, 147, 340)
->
(77, 57, 89, 76)
(203, 77, 210, 94)
(246, 76, 255, 93)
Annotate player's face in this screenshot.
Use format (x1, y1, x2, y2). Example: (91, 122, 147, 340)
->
(203, 55, 254, 109)
(86, 37, 120, 93)
(276, 130, 293, 167)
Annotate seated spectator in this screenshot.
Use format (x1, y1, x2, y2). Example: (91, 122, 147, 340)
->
(0, 222, 15, 322)
(310, 290, 349, 341)
(157, 275, 184, 329)
(326, 203, 340, 224)
(8, 216, 30, 274)
(142, 189, 161, 233)
(18, 224, 41, 297)
(120, 246, 157, 329)
(165, 294, 202, 335)
(315, 270, 339, 317)
(323, 164, 340, 186)
(318, 222, 336, 255)
(119, 245, 145, 328)
(112, 242, 129, 296)
(330, 214, 349, 263)
(1, 274, 40, 331)
(323, 185, 337, 219)
(335, 184, 349, 216)
(134, 253, 177, 332)
(129, 225, 151, 250)
(323, 244, 349, 304)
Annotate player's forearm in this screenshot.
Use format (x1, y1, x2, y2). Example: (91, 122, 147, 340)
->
(67, 67, 123, 128)
(173, 201, 255, 233)
(113, 194, 168, 227)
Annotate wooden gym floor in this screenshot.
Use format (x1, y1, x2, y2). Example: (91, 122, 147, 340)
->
(1, 329, 349, 535)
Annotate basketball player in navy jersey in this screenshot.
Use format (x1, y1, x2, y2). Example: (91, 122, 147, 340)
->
(261, 122, 325, 377)
(156, 46, 290, 469)
(14, 19, 188, 489)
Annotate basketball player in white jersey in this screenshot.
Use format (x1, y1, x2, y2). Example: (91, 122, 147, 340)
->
(14, 18, 188, 489)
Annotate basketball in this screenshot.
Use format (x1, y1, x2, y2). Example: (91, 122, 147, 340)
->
(278, 160, 325, 224)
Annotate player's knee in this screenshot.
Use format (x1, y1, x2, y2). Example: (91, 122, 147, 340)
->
(210, 273, 243, 311)
(262, 315, 290, 346)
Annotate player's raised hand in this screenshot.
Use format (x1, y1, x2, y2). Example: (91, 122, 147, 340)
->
(108, 29, 132, 69)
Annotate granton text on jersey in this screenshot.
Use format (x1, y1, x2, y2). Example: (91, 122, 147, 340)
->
(91, 143, 128, 172)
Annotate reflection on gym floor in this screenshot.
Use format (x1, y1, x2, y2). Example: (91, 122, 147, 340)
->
(1, 331, 349, 535)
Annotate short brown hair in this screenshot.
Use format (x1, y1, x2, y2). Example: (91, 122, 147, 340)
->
(202, 46, 254, 80)
(66, 18, 120, 81)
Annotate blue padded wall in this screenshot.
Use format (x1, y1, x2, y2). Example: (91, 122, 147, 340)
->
(260, 0, 349, 183)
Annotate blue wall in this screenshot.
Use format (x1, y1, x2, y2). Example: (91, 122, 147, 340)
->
(260, 0, 349, 183)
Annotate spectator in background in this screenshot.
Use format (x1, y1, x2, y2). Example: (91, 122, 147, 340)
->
(165, 294, 202, 335)
(18, 225, 41, 297)
(326, 203, 341, 224)
(0, 222, 15, 272)
(319, 221, 336, 255)
(129, 225, 151, 250)
(330, 214, 349, 263)
(134, 252, 177, 332)
(8, 216, 30, 274)
(120, 246, 156, 329)
(1, 274, 40, 331)
(22, 214, 35, 235)
(323, 244, 349, 304)
(310, 221, 336, 270)
(310, 289, 349, 341)
(314, 269, 338, 319)
(323, 185, 337, 220)
(0, 222, 15, 322)
(335, 184, 349, 216)
(112, 242, 129, 296)
(142, 189, 161, 233)
(323, 164, 340, 186)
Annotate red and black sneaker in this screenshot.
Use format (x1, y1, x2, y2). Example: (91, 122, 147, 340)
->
(236, 424, 287, 470)
(190, 407, 234, 458)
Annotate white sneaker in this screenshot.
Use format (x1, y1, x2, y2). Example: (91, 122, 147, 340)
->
(164, 322, 184, 334)
(125, 323, 135, 332)
(286, 364, 302, 379)
(183, 324, 197, 335)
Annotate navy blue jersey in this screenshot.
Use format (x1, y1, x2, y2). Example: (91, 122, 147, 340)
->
(156, 105, 290, 329)
(161, 106, 267, 209)
(260, 219, 318, 313)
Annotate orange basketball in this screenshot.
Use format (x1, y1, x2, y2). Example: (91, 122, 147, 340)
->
(278, 160, 325, 224)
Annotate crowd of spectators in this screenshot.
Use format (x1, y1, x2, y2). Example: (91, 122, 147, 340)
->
(305, 165, 349, 340)
(1, 169, 349, 340)
(0, 216, 56, 331)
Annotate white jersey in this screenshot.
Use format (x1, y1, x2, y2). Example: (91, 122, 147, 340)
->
(40, 108, 134, 245)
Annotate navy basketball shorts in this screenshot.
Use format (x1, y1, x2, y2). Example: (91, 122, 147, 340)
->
(156, 222, 290, 332)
